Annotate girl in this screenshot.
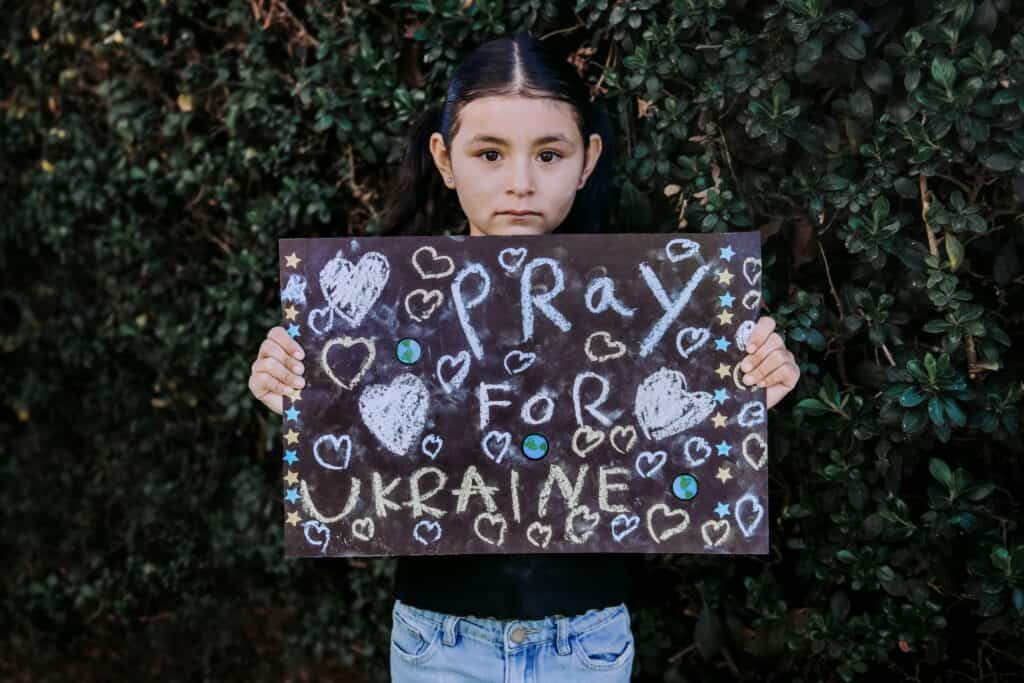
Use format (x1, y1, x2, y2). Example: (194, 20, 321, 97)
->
(248, 31, 801, 682)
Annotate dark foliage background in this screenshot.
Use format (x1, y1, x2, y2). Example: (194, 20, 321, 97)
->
(2, 0, 1023, 681)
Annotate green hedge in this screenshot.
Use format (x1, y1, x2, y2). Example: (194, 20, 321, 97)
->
(3, 0, 1023, 680)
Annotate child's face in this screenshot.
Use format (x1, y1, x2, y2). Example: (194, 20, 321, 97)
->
(429, 95, 602, 236)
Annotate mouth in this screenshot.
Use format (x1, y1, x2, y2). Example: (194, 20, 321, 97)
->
(497, 211, 541, 216)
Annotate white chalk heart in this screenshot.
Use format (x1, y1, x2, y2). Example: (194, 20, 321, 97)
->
(738, 401, 766, 428)
(611, 513, 640, 542)
(302, 520, 331, 553)
(473, 512, 507, 546)
(684, 436, 712, 467)
(307, 305, 334, 336)
(421, 434, 443, 460)
(675, 327, 711, 359)
(571, 426, 605, 458)
(412, 245, 455, 279)
(312, 434, 352, 470)
(357, 374, 429, 456)
(498, 247, 528, 273)
(742, 257, 762, 285)
(584, 331, 627, 362)
(634, 368, 716, 440)
(436, 351, 471, 393)
(404, 289, 444, 322)
(701, 519, 731, 548)
(321, 336, 376, 391)
(566, 505, 601, 544)
(742, 290, 761, 311)
(742, 432, 768, 470)
(735, 320, 756, 352)
(635, 450, 667, 478)
(482, 430, 511, 463)
(609, 425, 637, 455)
(319, 250, 390, 327)
(665, 238, 700, 263)
(646, 504, 690, 543)
(735, 492, 765, 538)
(526, 521, 552, 548)
(351, 517, 375, 542)
(503, 350, 537, 375)
(413, 519, 442, 545)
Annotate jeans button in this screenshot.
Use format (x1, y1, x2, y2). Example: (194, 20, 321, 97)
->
(509, 626, 527, 644)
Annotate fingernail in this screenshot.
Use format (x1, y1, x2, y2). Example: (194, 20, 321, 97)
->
(743, 374, 754, 385)
(292, 362, 304, 374)
(295, 377, 305, 388)
(294, 350, 304, 360)
(748, 344, 757, 353)
(741, 360, 752, 372)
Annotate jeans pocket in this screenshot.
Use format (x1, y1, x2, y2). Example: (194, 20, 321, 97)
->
(391, 605, 443, 663)
(571, 605, 635, 671)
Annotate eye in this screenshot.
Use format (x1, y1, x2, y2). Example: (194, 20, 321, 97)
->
(480, 150, 500, 162)
(539, 150, 562, 163)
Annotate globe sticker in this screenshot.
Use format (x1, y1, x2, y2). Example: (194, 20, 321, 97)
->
(278, 232, 768, 557)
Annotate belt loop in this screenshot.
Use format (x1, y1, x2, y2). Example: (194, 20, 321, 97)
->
(555, 616, 571, 656)
(442, 614, 460, 647)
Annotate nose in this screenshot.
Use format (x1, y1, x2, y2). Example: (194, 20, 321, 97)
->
(507, 156, 535, 196)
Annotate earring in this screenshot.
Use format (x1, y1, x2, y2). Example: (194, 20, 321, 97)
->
(445, 175, 453, 186)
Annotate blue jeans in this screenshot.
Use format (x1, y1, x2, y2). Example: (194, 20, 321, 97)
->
(390, 599, 635, 681)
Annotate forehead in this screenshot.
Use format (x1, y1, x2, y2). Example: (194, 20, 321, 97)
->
(454, 96, 580, 144)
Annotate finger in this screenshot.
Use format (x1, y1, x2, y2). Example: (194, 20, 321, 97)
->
(741, 332, 783, 375)
(746, 316, 776, 353)
(258, 338, 306, 375)
(254, 357, 306, 391)
(748, 350, 796, 387)
(248, 368, 292, 400)
(269, 326, 305, 360)
(759, 359, 800, 390)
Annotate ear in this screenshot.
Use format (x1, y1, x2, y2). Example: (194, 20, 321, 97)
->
(578, 133, 603, 189)
(429, 132, 454, 186)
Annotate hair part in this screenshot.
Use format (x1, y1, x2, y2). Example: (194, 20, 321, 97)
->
(377, 30, 617, 236)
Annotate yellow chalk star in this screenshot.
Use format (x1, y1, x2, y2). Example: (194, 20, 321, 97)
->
(286, 511, 301, 527)
(715, 363, 732, 379)
(284, 304, 298, 321)
(716, 309, 734, 326)
(712, 412, 728, 428)
(284, 471, 298, 486)
(283, 429, 299, 445)
(285, 252, 301, 268)
(716, 465, 733, 484)
(716, 268, 734, 286)
(288, 387, 302, 402)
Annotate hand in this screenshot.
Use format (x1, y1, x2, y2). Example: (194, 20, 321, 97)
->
(248, 326, 306, 415)
(739, 316, 800, 410)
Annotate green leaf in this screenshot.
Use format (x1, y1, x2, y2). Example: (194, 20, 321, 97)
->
(929, 457, 953, 487)
(862, 59, 893, 94)
(931, 56, 957, 88)
(945, 233, 965, 271)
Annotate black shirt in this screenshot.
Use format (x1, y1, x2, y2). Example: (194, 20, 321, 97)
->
(393, 553, 641, 620)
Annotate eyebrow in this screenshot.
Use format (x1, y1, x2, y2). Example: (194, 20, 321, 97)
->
(466, 134, 574, 146)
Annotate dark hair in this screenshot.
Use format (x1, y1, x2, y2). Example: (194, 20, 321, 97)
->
(377, 31, 617, 236)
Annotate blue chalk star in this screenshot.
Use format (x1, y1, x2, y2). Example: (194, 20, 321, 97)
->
(718, 291, 735, 308)
(285, 406, 300, 422)
(287, 324, 300, 338)
(719, 246, 735, 261)
(716, 441, 732, 457)
(714, 502, 731, 518)
(285, 487, 300, 504)
(714, 336, 731, 351)
(283, 449, 299, 466)
(714, 388, 730, 405)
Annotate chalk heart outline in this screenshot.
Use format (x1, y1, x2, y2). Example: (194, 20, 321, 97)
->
(735, 320, 756, 352)
(585, 331, 627, 363)
(609, 425, 638, 455)
(635, 368, 716, 441)
(436, 350, 471, 394)
(322, 336, 376, 391)
(743, 257, 763, 286)
(404, 288, 444, 322)
(738, 401, 767, 428)
(571, 426, 606, 458)
(665, 237, 700, 263)
(675, 327, 711, 359)
(742, 432, 768, 470)
(307, 305, 334, 336)
(635, 450, 667, 478)
(567, 505, 601, 543)
(413, 519, 442, 545)
(735, 494, 765, 538)
(647, 504, 690, 543)
(742, 289, 761, 311)
(611, 513, 640, 542)
(701, 519, 731, 548)
(503, 350, 537, 375)
(474, 512, 507, 546)
(498, 247, 528, 274)
(313, 434, 352, 471)
(482, 430, 512, 463)
(351, 517, 375, 542)
(302, 520, 331, 553)
(526, 521, 552, 549)
(412, 245, 455, 280)
(357, 373, 429, 456)
(319, 250, 390, 327)
(684, 436, 713, 467)
(421, 434, 443, 460)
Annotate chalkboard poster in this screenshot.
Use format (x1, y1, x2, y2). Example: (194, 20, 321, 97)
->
(277, 232, 768, 557)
